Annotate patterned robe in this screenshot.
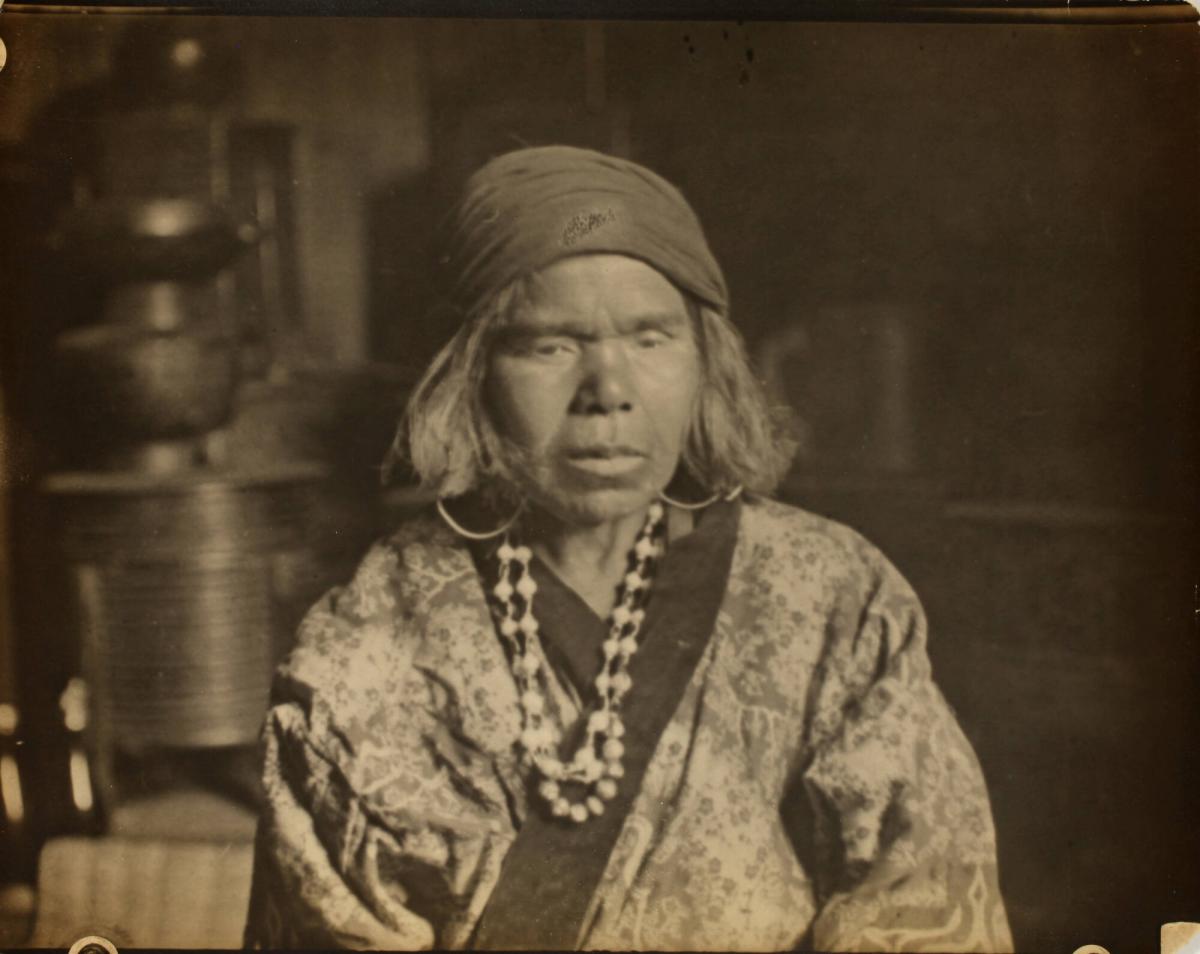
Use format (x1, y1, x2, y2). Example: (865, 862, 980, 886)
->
(244, 497, 1013, 951)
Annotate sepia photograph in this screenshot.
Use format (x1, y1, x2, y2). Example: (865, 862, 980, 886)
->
(0, 3, 1197, 951)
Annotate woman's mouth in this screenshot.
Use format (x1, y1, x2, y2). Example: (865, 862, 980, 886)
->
(564, 446, 647, 476)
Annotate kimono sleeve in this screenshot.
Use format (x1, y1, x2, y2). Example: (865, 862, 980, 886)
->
(242, 552, 438, 951)
(242, 703, 436, 949)
(800, 550, 1014, 953)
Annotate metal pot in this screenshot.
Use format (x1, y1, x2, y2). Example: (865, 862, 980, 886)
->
(51, 198, 254, 282)
(55, 324, 239, 442)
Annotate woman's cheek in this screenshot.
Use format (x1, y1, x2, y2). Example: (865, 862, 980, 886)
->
(502, 378, 575, 450)
(647, 360, 700, 424)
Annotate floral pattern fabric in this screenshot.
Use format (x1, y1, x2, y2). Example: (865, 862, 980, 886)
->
(244, 498, 1013, 952)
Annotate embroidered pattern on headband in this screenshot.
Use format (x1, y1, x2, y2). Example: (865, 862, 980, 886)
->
(562, 208, 618, 248)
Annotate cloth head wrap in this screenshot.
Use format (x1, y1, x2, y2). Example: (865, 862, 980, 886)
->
(438, 145, 728, 319)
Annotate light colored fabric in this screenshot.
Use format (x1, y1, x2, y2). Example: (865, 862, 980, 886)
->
(244, 498, 1013, 952)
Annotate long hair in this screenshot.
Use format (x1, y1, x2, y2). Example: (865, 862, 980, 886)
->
(383, 277, 796, 499)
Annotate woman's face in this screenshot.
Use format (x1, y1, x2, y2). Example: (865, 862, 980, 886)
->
(487, 254, 702, 526)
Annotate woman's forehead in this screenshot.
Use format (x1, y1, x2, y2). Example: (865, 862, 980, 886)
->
(515, 254, 690, 331)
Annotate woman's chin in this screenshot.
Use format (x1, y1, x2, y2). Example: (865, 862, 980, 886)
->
(531, 484, 660, 528)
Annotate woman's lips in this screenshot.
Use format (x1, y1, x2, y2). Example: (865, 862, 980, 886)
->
(564, 446, 647, 476)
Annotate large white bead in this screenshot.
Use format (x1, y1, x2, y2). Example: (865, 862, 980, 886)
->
(569, 803, 588, 823)
(513, 545, 533, 563)
(539, 779, 560, 802)
(606, 760, 625, 779)
(515, 574, 537, 599)
(497, 542, 515, 562)
(623, 572, 642, 591)
(574, 748, 599, 770)
(595, 671, 611, 693)
(601, 639, 619, 660)
(611, 672, 632, 695)
(586, 796, 605, 816)
(572, 750, 601, 783)
(612, 604, 631, 626)
(518, 614, 539, 636)
(596, 778, 619, 800)
(493, 579, 514, 601)
(587, 711, 610, 733)
(609, 718, 625, 738)
(552, 797, 570, 817)
(618, 636, 638, 657)
(499, 618, 518, 637)
(521, 691, 544, 715)
(634, 536, 656, 559)
(602, 739, 625, 761)
(518, 654, 540, 676)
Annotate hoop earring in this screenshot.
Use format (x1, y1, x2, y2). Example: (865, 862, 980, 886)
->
(436, 497, 523, 541)
(657, 484, 744, 512)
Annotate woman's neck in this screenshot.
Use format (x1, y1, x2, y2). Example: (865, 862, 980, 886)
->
(525, 508, 651, 619)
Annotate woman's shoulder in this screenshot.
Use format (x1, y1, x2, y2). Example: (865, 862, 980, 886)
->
(737, 498, 930, 711)
(739, 495, 902, 587)
(736, 495, 925, 636)
(275, 508, 478, 697)
(344, 506, 479, 606)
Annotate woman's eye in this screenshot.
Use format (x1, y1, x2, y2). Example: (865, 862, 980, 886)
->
(635, 331, 669, 349)
(530, 339, 576, 357)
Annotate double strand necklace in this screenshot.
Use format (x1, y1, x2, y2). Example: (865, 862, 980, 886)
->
(490, 501, 666, 824)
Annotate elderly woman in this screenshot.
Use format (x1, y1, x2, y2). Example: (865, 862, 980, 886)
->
(244, 146, 1012, 952)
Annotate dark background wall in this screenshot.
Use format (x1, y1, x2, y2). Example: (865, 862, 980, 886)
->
(1, 11, 1197, 953)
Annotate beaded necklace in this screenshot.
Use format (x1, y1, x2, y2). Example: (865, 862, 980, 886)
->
(490, 501, 666, 823)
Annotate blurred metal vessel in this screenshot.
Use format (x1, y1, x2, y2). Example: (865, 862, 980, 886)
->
(42, 465, 327, 761)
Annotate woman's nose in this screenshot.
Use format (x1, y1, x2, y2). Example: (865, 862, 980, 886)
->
(571, 342, 634, 414)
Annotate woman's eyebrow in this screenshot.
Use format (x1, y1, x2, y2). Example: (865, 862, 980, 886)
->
(627, 311, 689, 332)
(499, 310, 689, 342)
(497, 321, 589, 342)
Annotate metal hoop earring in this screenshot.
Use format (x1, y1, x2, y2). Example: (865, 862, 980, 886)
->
(436, 497, 523, 541)
(657, 484, 744, 512)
